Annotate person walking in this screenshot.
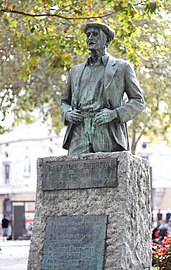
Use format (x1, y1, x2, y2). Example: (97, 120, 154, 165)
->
(1, 215, 9, 241)
(156, 209, 163, 226)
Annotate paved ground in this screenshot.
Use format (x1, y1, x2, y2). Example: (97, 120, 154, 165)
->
(0, 240, 30, 270)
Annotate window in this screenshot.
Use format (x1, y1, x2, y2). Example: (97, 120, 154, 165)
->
(4, 164, 10, 184)
(23, 156, 31, 177)
(3, 198, 12, 218)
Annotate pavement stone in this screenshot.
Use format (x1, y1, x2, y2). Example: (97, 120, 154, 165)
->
(0, 240, 30, 270)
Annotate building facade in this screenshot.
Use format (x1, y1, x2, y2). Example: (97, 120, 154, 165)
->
(137, 140, 171, 223)
(0, 122, 66, 239)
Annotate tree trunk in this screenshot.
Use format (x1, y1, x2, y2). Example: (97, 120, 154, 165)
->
(131, 131, 137, 155)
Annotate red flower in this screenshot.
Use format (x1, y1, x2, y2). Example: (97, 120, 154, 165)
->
(162, 236, 171, 245)
(162, 236, 169, 245)
(158, 245, 167, 254)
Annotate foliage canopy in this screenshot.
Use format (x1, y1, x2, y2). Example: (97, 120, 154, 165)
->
(0, 0, 171, 153)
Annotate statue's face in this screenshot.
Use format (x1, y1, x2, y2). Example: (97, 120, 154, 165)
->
(86, 26, 107, 52)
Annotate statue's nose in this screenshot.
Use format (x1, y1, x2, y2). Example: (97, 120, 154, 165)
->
(88, 33, 94, 39)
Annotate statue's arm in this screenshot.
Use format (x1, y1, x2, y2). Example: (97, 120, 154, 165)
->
(60, 70, 83, 125)
(115, 62, 145, 123)
(94, 62, 144, 126)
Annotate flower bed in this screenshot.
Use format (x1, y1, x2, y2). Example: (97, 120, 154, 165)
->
(152, 234, 171, 269)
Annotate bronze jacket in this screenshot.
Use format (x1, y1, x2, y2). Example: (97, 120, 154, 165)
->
(61, 55, 145, 150)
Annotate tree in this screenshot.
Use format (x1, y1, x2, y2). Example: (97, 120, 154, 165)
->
(0, 0, 171, 153)
(128, 11, 171, 154)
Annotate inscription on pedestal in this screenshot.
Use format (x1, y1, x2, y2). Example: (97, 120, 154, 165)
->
(42, 157, 118, 190)
(42, 215, 107, 270)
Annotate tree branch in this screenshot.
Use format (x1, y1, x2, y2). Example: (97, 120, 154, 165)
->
(0, 8, 115, 20)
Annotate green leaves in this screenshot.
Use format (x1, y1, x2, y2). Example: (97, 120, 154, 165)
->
(0, 0, 171, 152)
(145, 2, 158, 14)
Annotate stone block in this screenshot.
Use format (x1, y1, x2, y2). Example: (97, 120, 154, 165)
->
(27, 152, 151, 270)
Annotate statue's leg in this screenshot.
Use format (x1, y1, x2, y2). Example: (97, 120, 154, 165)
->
(92, 123, 124, 152)
(68, 124, 90, 155)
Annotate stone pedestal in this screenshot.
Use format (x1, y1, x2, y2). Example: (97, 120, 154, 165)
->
(27, 152, 151, 270)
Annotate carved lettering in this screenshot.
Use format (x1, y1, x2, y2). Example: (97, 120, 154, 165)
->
(42, 158, 118, 190)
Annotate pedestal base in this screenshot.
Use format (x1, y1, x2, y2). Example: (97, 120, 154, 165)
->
(28, 152, 151, 270)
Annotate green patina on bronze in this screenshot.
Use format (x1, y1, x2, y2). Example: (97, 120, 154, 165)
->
(61, 22, 145, 156)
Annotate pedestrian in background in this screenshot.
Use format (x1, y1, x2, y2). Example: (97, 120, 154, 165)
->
(166, 208, 171, 223)
(1, 215, 9, 241)
(157, 209, 163, 226)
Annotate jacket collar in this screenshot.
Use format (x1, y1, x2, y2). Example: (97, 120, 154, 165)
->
(72, 55, 117, 107)
(86, 54, 109, 66)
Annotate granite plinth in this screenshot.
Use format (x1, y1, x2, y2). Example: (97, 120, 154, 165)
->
(28, 152, 151, 270)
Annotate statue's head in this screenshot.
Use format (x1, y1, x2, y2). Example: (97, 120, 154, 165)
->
(84, 22, 115, 52)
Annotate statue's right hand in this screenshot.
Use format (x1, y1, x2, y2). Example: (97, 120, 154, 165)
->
(65, 109, 83, 124)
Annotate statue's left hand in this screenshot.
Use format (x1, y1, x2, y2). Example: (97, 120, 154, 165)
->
(94, 108, 117, 125)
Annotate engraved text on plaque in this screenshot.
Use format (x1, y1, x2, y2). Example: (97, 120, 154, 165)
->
(42, 158, 118, 190)
(42, 215, 107, 270)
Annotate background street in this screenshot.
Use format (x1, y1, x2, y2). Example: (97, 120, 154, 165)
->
(0, 240, 30, 270)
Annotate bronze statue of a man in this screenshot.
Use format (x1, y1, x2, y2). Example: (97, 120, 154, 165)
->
(61, 22, 145, 155)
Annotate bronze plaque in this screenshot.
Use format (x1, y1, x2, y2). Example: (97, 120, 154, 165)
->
(42, 158, 118, 190)
(42, 215, 107, 270)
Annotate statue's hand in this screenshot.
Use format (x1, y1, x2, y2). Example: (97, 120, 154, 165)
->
(94, 108, 117, 125)
(65, 109, 83, 124)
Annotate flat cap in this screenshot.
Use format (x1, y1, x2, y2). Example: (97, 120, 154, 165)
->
(84, 22, 115, 43)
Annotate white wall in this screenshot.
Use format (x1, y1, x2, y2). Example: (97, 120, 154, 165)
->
(0, 122, 67, 193)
